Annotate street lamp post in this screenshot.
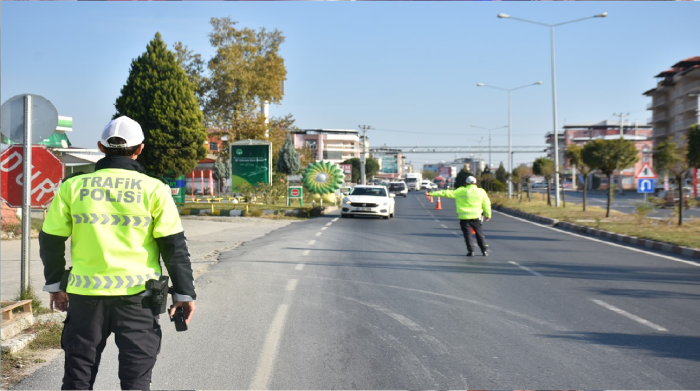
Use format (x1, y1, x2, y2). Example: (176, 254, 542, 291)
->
(470, 125, 507, 171)
(498, 11, 608, 207)
(477, 81, 542, 198)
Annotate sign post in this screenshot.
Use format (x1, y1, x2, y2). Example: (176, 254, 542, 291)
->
(1, 94, 59, 292)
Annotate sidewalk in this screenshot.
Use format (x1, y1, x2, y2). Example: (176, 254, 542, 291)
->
(1, 216, 296, 306)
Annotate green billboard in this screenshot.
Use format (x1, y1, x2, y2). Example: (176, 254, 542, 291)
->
(231, 141, 272, 191)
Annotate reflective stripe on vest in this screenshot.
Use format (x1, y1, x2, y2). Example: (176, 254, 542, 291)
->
(68, 273, 161, 289)
(72, 213, 151, 227)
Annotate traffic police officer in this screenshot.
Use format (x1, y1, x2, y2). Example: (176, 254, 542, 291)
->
(40, 116, 196, 390)
(426, 175, 492, 257)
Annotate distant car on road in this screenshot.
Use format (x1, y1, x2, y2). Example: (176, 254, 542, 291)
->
(388, 182, 408, 198)
(655, 188, 691, 208)
(341, 185, 396, 219)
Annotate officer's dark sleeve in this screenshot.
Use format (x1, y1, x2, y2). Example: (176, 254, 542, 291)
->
(39, 231, 69, 292)
(155, 232, 197, 300)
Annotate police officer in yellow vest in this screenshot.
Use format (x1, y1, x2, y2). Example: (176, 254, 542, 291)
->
(426, 175, 492, 257)
(40, 116, 196, 390)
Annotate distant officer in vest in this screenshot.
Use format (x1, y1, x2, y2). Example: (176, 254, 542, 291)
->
(40, 116, 196, 390)
(426, 175, 492, 257)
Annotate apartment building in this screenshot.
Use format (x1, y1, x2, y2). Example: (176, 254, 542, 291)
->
(546, 121, 653, 190)
(291, 129, 360, 164)
(644, 56, 700, 145)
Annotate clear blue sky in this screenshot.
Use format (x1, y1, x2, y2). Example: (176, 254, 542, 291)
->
(2, 1, 698, 169)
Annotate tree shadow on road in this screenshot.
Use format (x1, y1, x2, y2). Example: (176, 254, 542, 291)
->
(537, 332, 700, 362)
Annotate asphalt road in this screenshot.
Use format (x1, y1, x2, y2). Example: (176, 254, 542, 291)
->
(533, 189, 700, 220)
(13, 192, 700, 389)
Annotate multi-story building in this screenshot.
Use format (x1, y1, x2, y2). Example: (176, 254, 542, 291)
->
(546, 121, 654, 190)
(291, 129, 360, 164)
(644, 56, 700, 145)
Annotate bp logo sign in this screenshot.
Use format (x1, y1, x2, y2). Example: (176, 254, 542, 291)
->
(236, 149, 243, 156)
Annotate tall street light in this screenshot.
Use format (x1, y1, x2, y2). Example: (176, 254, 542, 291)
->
(498, 11, 608, 207)
(477, 81, 542, 198)
(470, 125, 507, 171)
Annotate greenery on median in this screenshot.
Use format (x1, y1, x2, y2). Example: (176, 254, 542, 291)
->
(490, 193, 700, 249)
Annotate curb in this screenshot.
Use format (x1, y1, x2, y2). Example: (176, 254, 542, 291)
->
(496, 205, 700, 261)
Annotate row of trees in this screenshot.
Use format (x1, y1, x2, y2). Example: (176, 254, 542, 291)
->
(563, 125, 699, 225)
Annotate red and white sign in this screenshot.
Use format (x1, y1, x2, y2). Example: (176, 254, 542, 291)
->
(694, 167, 700, 198)
(635, 163, 657, 179)
(290, 188, 300, 197)
(0, 145, 64, 208)
(208, 169, 214, 196)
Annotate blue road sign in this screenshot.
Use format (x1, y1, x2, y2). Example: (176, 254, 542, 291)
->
(638, 178, 655, 193)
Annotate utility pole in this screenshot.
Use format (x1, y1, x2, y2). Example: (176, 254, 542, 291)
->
(359, 125, 372, 184)
(613, 112, 629, 194)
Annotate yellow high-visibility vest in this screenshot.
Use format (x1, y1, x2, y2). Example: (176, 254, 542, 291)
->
(43, 168, 183, 296)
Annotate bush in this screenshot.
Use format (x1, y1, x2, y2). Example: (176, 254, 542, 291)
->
(491, 179, 506, 193)
(249, 209, 264, 217)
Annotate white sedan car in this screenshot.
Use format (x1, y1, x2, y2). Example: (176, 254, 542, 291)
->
(341, 185, 395, 219)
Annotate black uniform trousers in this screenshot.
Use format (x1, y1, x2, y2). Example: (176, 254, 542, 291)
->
(459, 218, 487, 254)
(61, 293, 162, 390)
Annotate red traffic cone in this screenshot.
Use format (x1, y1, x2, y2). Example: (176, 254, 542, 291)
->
(435, 197, 442, 210)
(471, 227, 476, 234)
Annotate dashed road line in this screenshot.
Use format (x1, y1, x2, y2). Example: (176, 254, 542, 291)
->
(591, 299, 668, 332)
(321, 227, 328, 231)
(332, 217, 339, 222)
(315, 232, 322, 237)
(508, 261, 544, 277)
(286, 279, 298, 291)
(295, 264, 305, 271)
(440, 224, 448, 229)
(325, 222, 332, 226)
(302, 250, 310, 256)
(249, 304, 289, 389)
(308, 240, 316, 245)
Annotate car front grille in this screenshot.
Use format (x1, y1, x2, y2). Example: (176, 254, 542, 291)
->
(351, 203, 378, 207)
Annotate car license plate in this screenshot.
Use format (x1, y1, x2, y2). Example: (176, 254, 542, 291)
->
(358, 207, 372, 212)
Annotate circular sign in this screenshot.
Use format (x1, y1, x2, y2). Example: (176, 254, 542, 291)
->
(1, 94, 59, 144)
(291, 189, 300, 197)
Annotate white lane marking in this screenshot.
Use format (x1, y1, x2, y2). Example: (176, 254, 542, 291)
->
(332, 217, 339, 222)
(249, 304, 289, 389)
(440, 224, 448, 229)
(315, 232, 322, 237)
(591, 299, 668, 332)
(453, 232, 462, 237)
(302, 250, 310, 256)
(325, 222, 332, 227)
(434, 219, 440, 223)
(286, 279, 298, 291)
(308, 240, 316, 245)
(295, 263, 305, 271)
(494, 210, 700, 267)
(321, 227, 328, 231)
(508, 261, 544, 277)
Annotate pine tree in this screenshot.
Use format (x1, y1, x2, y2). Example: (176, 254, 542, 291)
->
(114, 32, 207, 177)
(276, 134, 300, 175)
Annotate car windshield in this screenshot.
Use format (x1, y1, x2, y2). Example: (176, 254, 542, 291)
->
(389, 184, 404, 189)
(351, 187, 387, 197)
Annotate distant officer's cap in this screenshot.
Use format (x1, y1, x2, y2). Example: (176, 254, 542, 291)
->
(466, 176, 477, 184)
(100, 116, 145, 148)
